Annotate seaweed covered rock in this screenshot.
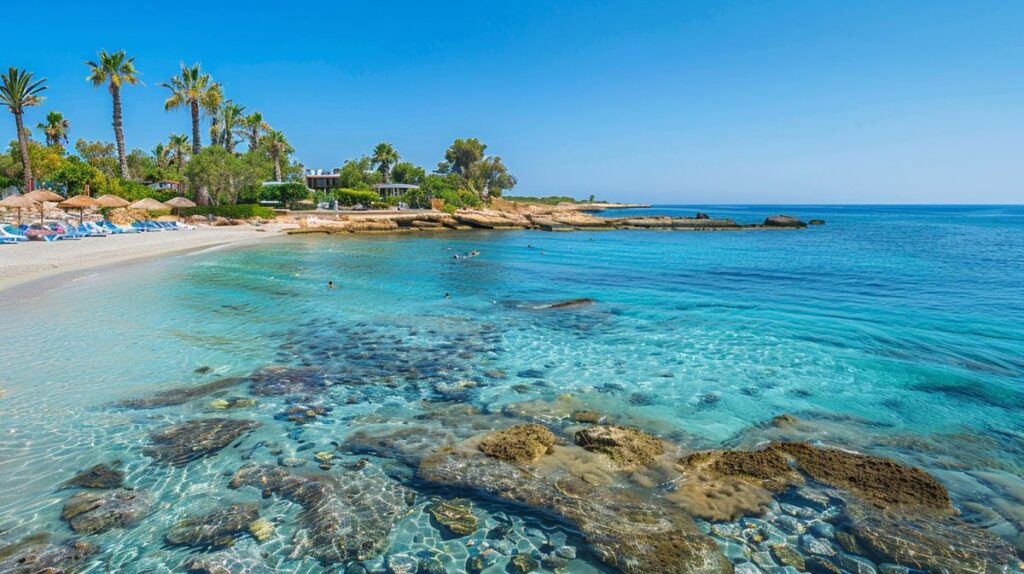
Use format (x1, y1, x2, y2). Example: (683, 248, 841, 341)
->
(478, 424, 555, 463)
(248, 366, 331, 396)
(184, 549, 275, 574)
(418, 449, 731, 574)
(144, 418, 260, 466)
(678, 449, 803, 492)
(0, 534, 97, 574)
(427, 498, 478, 536)
(119, 376, 247, 409)
(165, 503, 260, 548)
(61, 488, 153, 534)
(841, 503, 1018, 574)
(229, 464, 411, 564)
(65, 463, 124, 489)
(771, 442, 952, 512)
(574, 425, 666, 469)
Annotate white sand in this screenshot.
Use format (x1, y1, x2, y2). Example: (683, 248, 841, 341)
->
(0, 224, 293, 292)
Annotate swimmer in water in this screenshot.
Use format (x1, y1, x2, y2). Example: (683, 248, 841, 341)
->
(444, 292, 451, 299)
(327, 281, 335, 289)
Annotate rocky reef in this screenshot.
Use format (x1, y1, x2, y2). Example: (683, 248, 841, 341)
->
(426, 498, 479, 536)
(228, 464, 412, 564)
(574, 424, 667, 469)
(144, 418, 260, 466)
(477, 423, 555, 463)
(165, 504, 261, 548)
(119, 376, 247, 409)
(0, 533, 97, 574)
(64, 463, 124, 489)
(61, 488, 153, 534)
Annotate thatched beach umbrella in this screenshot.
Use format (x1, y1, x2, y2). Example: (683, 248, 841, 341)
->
(0, 194, 38, 223)
(59, 194, 100, 224)
(130, 197, 169, 220)
(163, 196, 196, 216)
(24, 189, 65, 223)
(95, 194, 131, 208)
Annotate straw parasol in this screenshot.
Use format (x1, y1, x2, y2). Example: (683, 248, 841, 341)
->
(59, 194, 100, 223)
(24, 189, 65, 223)
(95, 194, 131, 208)
(163, 196, 197, 217)
(130, 197, 168, 211)
(0, 194, 38, 223)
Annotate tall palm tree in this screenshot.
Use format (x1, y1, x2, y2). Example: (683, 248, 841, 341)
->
(160, 63, 223, 156)
(166, 134, 190, 169)
(85, 50, 141, 179)
(262, 130, 292, 181)
(36, 111, 70, 150)
(0, 67, 47, 191)
(371, 142, 400, 183)
(209, 100, 245, 152)
(152, 142, 169, 168)
(239, 112, 268, 151)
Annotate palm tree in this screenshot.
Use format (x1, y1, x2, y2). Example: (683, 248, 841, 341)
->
(166, 134, 190, 169)
(85, 50, 141, 180)
(239, 112, 268, 151)
(0, 67, 47, 191)
(160, 63, 223, 156)
(371, 142, 399, 183)
(36, 111, 70, 150)
(210, 100, 245, 152)
(152, 142, 169, 168)
(262, 130, 292, 181)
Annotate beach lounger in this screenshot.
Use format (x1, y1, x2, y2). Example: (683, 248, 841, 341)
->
(47, 223, 83, 240)
(97, 220, 138, 234)
(0, 225, 29, 242)
(77, 222, 109, 237)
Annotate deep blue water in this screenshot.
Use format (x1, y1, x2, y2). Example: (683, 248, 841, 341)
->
(0, 205, 1022, 572)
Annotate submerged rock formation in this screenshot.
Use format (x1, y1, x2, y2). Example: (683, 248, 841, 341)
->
(574, 425, 666, 469)
(165, 504, 260, 548)
(247, 366, 332, 396)
(64, 463, 124, 489)
(228, 464, 412, 564)
(144, 418, 260, 466)
(119, 376, 247, 409)
(542, 298, 596, 309)
(0, 534, 97, 574)
(478, 424, 555, 463)
(426, 498, 479, 536)
(61, 488, 153, 534)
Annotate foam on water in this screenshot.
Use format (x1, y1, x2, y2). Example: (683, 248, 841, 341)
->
(0, 205, 1022, 571)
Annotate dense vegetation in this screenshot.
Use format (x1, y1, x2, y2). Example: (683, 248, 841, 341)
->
(181, 204, 276, 219)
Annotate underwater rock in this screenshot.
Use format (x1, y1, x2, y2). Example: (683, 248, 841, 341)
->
(65, 463, 124, 489)
(418, 448, 731, 574)
(248, 366, 331, 396)
(809, 219, 826, 225)
(678, 448, 803, 492)
(510, 553, 539, 572)
(771, 442, 952, 512)
(229, 464, 411, 564)
(574, 425, 666, 469)
(427, 498, 478, 536)
(478, 424, 555, 463)
(119, 376, 247, 408)
(0, 534, 97, 574)
(184, 550, 275, 574)
(144, 418, 260, 466)
(249, 519, 274, 543)
(842, 503, 1018, 574)
(415, 556, 446, 574)
(771, 544, 805, 570)
(544, 298, 596, 309)
(279, 404, 330, 424)
(805, 556, 842, 574)
(61, 488, 154, 534)
(210, 397, 257, 410)
(572, 410, 604, 423)
(165, 504, 260, 548)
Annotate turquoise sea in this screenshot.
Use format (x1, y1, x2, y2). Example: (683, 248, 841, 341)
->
(0, 205, 1022, 572)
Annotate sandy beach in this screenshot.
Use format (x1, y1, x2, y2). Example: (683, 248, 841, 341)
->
(0, 224, 291, 292)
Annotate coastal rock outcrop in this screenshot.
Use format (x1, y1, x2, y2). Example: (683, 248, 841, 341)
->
(478, 424, 555, 463)
(165, 503, 260, 548)
(0, 534, 97, 574)
(574, 425, 666, 469)
(119, 376, 247, 409)
(61, 488, 154, 534)
(144, 418, 260, 466)
(65, 463, 124, 489)
(678, 448, 803, 492)
(762, 215, 808, 228)
(228, 464, 412, 564)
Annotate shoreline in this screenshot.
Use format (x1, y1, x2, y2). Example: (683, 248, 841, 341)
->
(0, 225, 291, 294)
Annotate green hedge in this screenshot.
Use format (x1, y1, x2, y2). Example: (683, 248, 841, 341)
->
(181, 204, 276, 219)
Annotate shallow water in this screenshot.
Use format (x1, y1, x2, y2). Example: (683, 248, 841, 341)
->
(0, 205, 1022, 572)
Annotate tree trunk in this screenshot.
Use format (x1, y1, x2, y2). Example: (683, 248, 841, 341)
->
(190, 100, 202, 155)
(111, 84, 129, 179)
(273, 153, 282, 181)
(14, 111, 32, 192)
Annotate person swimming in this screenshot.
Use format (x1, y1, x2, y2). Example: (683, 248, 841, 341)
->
(444, 292, 451, 299)
(327, 281, 335, 289)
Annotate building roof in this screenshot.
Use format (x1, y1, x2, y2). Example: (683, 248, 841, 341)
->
(373, 183, 420, 189)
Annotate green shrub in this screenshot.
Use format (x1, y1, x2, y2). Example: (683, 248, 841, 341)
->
(181, 204, 276, 219)
(334, 188, 379, 206)
(259, 182, 309, 207)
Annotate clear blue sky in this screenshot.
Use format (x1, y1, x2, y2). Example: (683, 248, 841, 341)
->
(6, 1, 1023, 203)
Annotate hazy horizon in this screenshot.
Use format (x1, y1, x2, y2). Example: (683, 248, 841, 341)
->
(6, 0, 1023, 204)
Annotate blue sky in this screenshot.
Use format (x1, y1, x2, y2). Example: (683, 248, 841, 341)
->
(5, 1, 1023, 203)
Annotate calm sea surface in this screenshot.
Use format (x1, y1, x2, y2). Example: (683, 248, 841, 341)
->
(0, 205, 1022, 572)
